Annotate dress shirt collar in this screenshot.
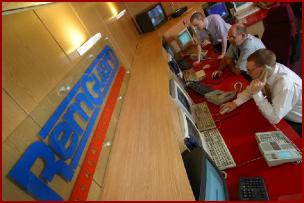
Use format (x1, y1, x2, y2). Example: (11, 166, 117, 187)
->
(267, 63, 279, 86)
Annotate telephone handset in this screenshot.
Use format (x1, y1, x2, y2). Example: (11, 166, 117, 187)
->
(256, 65, 272, 82)
(256, 131, 302, 167)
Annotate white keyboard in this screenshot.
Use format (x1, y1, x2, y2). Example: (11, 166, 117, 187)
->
(201, 128, 236, 170)
(192, 102, 216, 131)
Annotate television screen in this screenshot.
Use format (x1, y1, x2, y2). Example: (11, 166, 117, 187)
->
(206, 2, 229, 18)
(148, 5, 165, 27)
(178, 30, 192, 48)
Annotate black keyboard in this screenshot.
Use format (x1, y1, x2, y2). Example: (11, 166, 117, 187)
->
(177, 59, 191, 70)
(186, 81, 214, 96)
(239, 177, 269, 201)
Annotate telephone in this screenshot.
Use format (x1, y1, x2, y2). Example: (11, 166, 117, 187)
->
(256, 65, 272, 81)
(204, 90, 236, 105)
(256, 131, 302, 167)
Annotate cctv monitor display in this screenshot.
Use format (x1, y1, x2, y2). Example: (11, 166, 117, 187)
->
(206, 2, 229, 19)
(148, 4, 166, 27)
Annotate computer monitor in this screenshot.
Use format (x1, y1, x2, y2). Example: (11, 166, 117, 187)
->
(178, 109, 210, 152)
(169, 79, 194, 120)
(204, 2, 230, 19)
(148, 4, 166, 27)
(182, 147, 229, 201)
(167, 53, 184, 85)
(177, 28, 193, 50)
(233, 2, 255, 13)
(136, 3, 167, 33)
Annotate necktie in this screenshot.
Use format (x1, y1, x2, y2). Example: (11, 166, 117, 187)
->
(262, 83, 272, 103)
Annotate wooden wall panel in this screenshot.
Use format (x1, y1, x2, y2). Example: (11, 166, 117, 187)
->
(2, 89, 27, 142)
(70, 2, 130, 69)
(34, 3, 90, 61)
(95, 2, 139, 68)
(2, 10, 72, 114)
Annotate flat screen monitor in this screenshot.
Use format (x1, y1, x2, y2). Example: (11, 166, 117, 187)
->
(148, 4, 166, 27)
(205, 2, 229, 19)
(169, 79, 194, 120)
(177, 28, 192, 50)
(182, 148, 229, 201)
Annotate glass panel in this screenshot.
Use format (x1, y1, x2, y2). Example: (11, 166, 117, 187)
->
(3, 35, 130, 200)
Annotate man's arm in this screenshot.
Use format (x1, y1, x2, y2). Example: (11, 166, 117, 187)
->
(220, 85, 253, 114)
(233, 85, 253, 106)
(217, 37, 227, 59)
(253, 87, 294, 124)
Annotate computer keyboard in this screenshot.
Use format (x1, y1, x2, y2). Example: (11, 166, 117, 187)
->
(183, 69, 198, 82)
(192, 102, 216, 131)
(177, 59, 192, 70)
(239, 177, 269, 200)
(186, 81, 214, 96)
(201, 128, 236, 170)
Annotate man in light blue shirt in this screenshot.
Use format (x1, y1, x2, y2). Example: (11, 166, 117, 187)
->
(190, 12, 231, 63)
(212, 23, 265, 80)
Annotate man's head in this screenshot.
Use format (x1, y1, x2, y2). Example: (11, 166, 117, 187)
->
(190, 12, 206, 31)
(247, 48, 276, 79)
(228, 23, 247, 46)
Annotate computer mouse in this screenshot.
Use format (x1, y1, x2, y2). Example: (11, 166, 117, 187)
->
(211, 72, 220, 80)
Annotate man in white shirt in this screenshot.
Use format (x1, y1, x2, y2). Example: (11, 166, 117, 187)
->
(190, 12, 231, 63)
(220, 49, 302, 136)
(212, 24, 265, 81)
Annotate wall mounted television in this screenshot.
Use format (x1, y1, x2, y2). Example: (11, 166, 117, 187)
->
(136, 3, 167, 33)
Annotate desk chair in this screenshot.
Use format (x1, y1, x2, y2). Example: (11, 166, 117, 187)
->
(261, 4, 296, 68)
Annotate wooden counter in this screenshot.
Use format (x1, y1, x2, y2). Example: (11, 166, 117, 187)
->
(99, 10, 200, 200)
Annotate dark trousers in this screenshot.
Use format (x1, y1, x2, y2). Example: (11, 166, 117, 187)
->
(285, 119, 302, 137)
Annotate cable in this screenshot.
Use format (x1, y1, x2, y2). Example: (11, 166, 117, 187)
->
(236, 156, 264, 168)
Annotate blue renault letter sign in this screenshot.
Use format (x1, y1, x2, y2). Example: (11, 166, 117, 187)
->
(8, 45, 119, 200)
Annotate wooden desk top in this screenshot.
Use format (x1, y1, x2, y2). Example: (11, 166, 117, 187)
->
(99, 14, 195, 200)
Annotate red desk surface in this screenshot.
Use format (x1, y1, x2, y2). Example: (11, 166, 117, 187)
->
(187, 45, 303, 201)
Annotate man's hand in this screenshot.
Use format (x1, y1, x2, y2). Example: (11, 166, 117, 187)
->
(219, 102, 237, 114)
(217, 53, 225, 59)
(211, 70, 223, 79)
(249, 69, 268, 95)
